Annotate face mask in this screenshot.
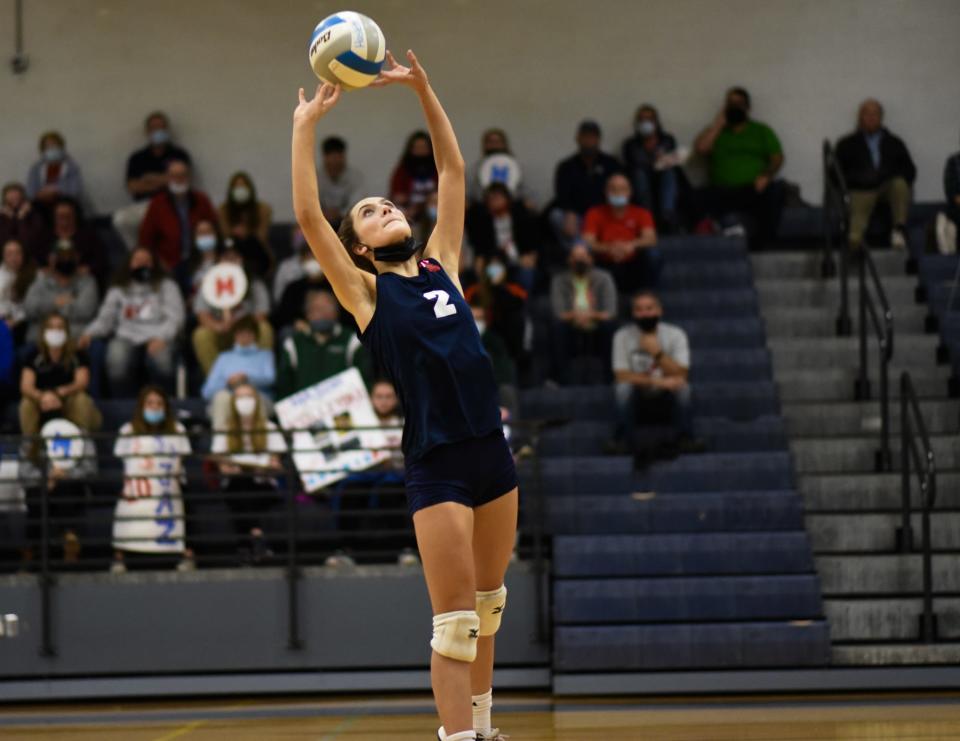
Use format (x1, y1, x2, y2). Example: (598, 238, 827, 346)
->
(571, 260, 590, 276)
(368, 236, 418, 263)
(635, 316, 660, 333)
(234, 344, 258, 355)
(43, 147, 64, 163)
(143, 408, 166, 425)
(608, 194, 629, 208)
(149, 129, 170, 146)
(579, 145, 599, 157)
(131, 266, 153, 283)
(234, 396, 257, 417)
(474, 319, 487, 335)
(310, 318, 336, 335)
(55, 258, 77, 276)
(302, 258, 322, 277)
(196, 234, 217, 252)
(169, 181, 189, 196)
(426, 205, 438, 222)
(636, 120, 657, 137)
(44, 328, 67, 348)
(231, 186, 251, 203)
(725, 106, 747, 126)
(486, 262, 506, 283)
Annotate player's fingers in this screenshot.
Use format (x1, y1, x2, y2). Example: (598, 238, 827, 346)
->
(298, 87, 306, 104)
(385, 49, 398, 68)
(328, 84, 342, 104)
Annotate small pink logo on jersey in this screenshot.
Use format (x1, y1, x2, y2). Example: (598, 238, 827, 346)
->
(420, 259, 441, 272)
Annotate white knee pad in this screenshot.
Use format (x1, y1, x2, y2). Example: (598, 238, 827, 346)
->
(476, 585, 507, 636)
(431, 610, 480, 662)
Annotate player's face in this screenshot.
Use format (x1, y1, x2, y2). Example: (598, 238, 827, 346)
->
(352, 197, 412, 248)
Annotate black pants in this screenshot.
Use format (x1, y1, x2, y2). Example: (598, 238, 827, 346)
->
(550, 319, 616, 384)
(222, 476, 280, 535)
(695, 180, 786, 249)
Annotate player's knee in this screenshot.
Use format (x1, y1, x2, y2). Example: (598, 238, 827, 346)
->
(476, 585, 507, 636)
(430, 610, 480, 662)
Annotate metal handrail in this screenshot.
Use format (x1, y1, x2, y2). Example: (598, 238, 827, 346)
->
(898, 371, 938, 642)
(822, 140, 852, 335)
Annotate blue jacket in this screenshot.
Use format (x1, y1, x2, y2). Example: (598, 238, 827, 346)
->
(201, 347, 275, 401)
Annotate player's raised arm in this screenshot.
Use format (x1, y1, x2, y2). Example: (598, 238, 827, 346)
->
(292, 83, 375, 323)
(372, 50, 465, 274)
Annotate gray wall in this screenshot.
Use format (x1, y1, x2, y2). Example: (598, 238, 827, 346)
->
(1, 0, 958, 218)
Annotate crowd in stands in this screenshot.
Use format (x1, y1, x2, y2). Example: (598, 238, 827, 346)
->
(2, 88, 957, 571)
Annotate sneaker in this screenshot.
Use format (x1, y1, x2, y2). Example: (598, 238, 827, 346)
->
(176, 554, 197, 572)
(109, 559, 127, 575)
(891, 228, 907, 250)
(324, 550, 356, 568)
(478, 730, 510, 740)
(722, 223, 747, 238)
(397, 548, 420, 567)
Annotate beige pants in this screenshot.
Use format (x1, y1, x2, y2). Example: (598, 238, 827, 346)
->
(848, 177, 911, 247)
(192, 319, 275, 375)
(20, 392, 103, 436)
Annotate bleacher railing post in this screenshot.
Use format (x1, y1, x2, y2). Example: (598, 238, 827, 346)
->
(897, 381, 913, 553)
(39, 449, 56, 658)
(530, 423, 548, 645)
(855, 252, 871, 400)
(283, 432, 303, 651)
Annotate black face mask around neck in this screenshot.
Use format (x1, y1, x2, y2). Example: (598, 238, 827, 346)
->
(362, 236, 419, 263)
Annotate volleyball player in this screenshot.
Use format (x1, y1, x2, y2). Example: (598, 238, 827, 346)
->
(292, 51, 516, 741)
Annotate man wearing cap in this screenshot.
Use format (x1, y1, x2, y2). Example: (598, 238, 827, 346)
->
(550, 120, 623, 252)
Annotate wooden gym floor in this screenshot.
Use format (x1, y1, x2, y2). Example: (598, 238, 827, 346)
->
(2, 691, 960, 740)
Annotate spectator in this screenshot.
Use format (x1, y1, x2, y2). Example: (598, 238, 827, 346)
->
(202, 315, 276, 430)
(186, 219, 221, 300)
(465, 183, 541, 290)
(836, 99, 916, 250)
(550, 244, 618, 384)
(622, 104, 686, 229)
(317, 136, 365, 230)
(389, 130, 438, 221)
(20, 313, 102, 451)
(467, 128, 531, 203)
(191, 243, 272, 374)
(370, 378, 405, 468)
(113, 111, 193, 249)
(945, 143, 960, 252)
(23, 243, 98, 344)
(694, 86, 785, 248)
(550, 120, 623, 251)
(611, 291, 696, 457)
(272, 228, 316, 304)
(272, 251, 329, 335)
(463, 250, 529, 364)
(218, 171, 274, 275)
(45, 197, 107, 287)
(25, 131, 85, 213)
(582, 173, 661, 292)
(0, 182, 46, 255)
(78, 246, 184, 397)
(469, 301, 517, 412)
(211, 382, 287, 563)
(0, 238, 37, 344)
(276, 289, 369, 398)
(138, 158, 218, 278)
(111, 386, 193, 574)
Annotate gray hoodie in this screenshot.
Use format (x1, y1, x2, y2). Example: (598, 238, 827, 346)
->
(84, 278, 185, 345)
(23, 270, 99, 342)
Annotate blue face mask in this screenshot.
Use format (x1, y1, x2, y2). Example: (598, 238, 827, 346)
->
(235, 344, 258, 355)
(149, 129, 170, 146)
(608, 194, 629, 208)
(43, 147, 64, 163)
(426, 205, 438, 222)
(486, 262, 506, 283)
(143, 408, 165, 425)
(196, 234, 217, 252)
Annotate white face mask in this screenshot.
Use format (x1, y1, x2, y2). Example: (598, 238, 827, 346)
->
(302, 258, 322, 277)
(231, 186, 251, 203)
(44, 328, 67, 348)
(475, 319, 486, 335)
(234, 396, 257, 417)
(169, 181, 189, 195)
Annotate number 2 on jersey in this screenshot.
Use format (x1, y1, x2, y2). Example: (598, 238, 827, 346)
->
(423, 290, 457, 319)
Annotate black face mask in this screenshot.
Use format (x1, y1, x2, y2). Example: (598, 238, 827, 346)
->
(131, 266, 153, 283)
(635, 316, 659, 333)
(366, 236, 419, 263)
(55, 259, 77, 277)
(571, 260, 590, 276)
(725, 106, 747, 127)
(579, 145, 599, 158)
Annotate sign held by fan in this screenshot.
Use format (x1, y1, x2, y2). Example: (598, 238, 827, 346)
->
(201, 263, 248, 311)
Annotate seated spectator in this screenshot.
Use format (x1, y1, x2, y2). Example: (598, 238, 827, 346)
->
(272, 252, 330, 335)
(469, 300, 517, 412)
(467, 128, 531, 204)
(25, 131, 85, 215)
(611, 291, 697, 458)
(186, 219, 222, 300)
(622, 104, 687, 229)
(273, 228, 315, 304)
(0, 238, 37, 344)
(191, 244, 272, 374)
(550, 120, 622, 252)
(276, 289, 369, 398)
(111, 386, 193, 574)
(318, 136, 365, 230)
(0, 182, 46, 255)
(582, 174, 660, 292)
(389, 130, 438, 221)
(46, 197, 107, 285)
(549, 244, 617, 384)
(202, 316, 276, 430)
(113, 111, 193, 250)
(218, 171, 274, 275)
(20, 313, 102, 454)
(465, 183, 540, 290)
(138, 158, 218, 280)
(693, 86, 785, 249)
(78, 246, 184, 397)
(836, 99, 916, 250)
(945, 144, 960, 252)
(23, 243, 98, 344)
(211, 382, 287, 563)
(463, 251, 529, 364)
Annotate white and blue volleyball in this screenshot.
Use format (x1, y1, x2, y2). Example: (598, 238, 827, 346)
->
(308, 11, 386, 91)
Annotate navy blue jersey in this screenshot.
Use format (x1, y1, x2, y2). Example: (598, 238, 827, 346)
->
(359, 257, 503, 463)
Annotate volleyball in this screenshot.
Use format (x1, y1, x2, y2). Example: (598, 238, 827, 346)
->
(308, 11, 386, 91)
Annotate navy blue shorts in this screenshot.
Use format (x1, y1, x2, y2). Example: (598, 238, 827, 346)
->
(404, 430, 518, 516)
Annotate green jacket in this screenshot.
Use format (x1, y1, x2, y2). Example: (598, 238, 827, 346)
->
(276, 325, 372, 399)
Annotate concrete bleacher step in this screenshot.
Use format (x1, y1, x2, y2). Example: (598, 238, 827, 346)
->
(798, 472, 960, 511)
(768, 335, 940, 369)
(776, 367, 952, 402)
(806, 512, 960, 552)
(831, 643, 960, 666)
(782, 399, 959, 436)
(751, 250, 907, 281)
(554, 621, 831, 671)
(825, 597, 960, 642)
(816, 554, 960, 594)
(756, 275, 919, 307)
(634, 452, 793, 492)
(554, 575, 823, 624)
(763, 305, 932, 337)
(790, 434, 960, 474)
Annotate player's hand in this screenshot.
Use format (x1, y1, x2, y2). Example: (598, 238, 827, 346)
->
(371, 50, 429, 92)
(294, 82, 341, 125)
